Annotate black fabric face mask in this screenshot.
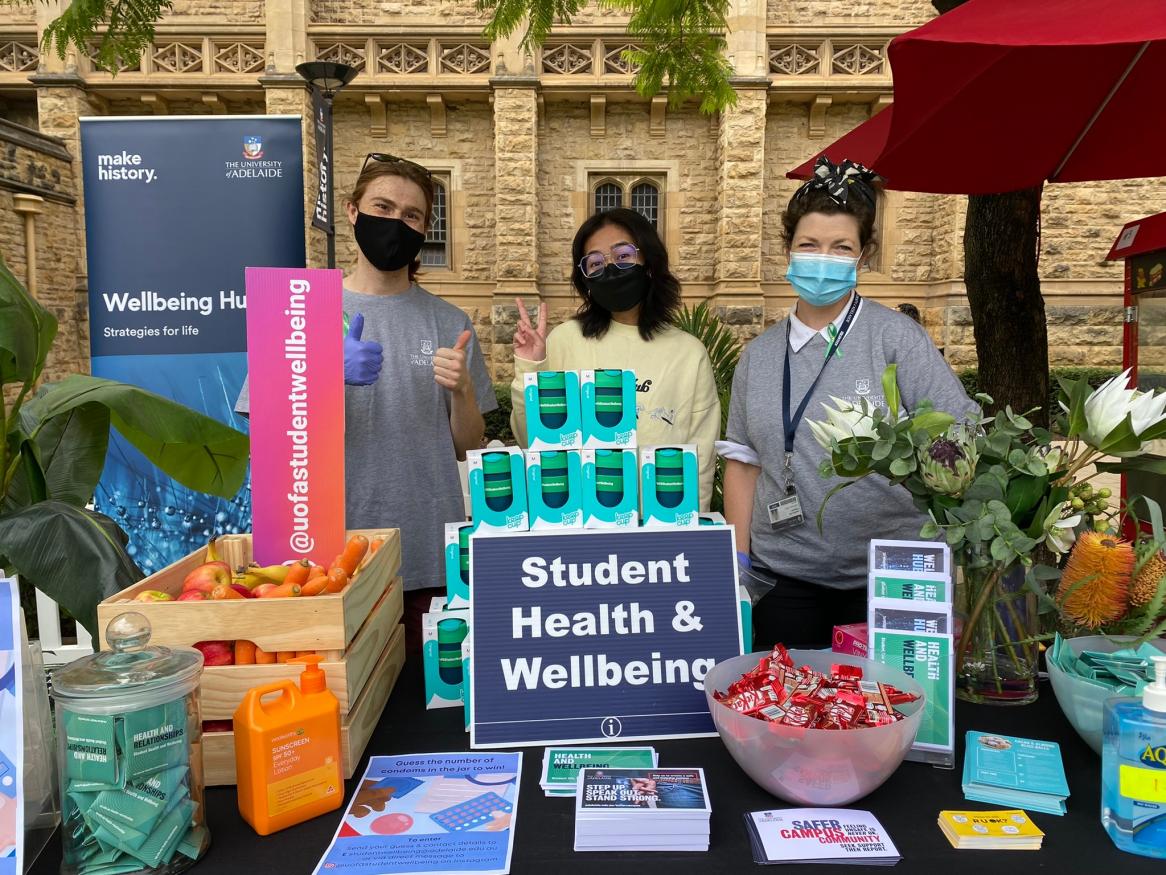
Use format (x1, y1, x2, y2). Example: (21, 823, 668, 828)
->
(584, 264, 649, 313)
(353, 212, 426, 272)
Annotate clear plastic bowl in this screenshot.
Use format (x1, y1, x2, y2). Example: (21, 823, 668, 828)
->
(1046, 635, 1166, 755)
(704, 650, 925, 806)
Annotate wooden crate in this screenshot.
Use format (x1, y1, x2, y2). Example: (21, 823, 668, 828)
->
(197, 576, 403, 721)
(97, 529, 400, 654)
(202, 622, 406, 785)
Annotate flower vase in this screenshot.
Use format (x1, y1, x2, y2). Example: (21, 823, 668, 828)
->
(954, 557, 1041, 705)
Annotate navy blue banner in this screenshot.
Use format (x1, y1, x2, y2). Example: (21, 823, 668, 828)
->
(81, 117, 305, 573)
(469, 528, 743, 748)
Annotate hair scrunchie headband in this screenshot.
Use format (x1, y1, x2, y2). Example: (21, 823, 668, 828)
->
(796, 156, 879, 207)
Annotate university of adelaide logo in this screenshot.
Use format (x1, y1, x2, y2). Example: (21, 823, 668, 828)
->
(855, 378, 871, 396)
(243, 136, 264, 160)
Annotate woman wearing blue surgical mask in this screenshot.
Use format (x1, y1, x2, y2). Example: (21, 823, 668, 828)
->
(721, 158, 977, 650)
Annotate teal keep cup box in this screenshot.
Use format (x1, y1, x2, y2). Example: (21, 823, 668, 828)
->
(699, 512, 726, 526)
(580, 368, 637, 449)
(467, 447, 529, 532)
(443, 521, 474, 608)
(423, 598, 469, 709)
(581, 448, 639, 529)
(524, 450, 584, 529)
(523, 371, 583, 451)
(639, 444, 699, 527)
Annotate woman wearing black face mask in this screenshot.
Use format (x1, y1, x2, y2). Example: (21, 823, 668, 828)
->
(509, 207, 720, 509)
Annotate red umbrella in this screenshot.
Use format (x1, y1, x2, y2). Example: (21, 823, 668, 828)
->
(788, 0, 1166, 194)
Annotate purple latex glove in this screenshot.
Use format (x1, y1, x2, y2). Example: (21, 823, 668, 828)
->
(344, 313, 383, 385)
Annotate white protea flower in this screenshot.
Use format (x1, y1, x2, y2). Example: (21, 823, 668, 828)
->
(1044, 502, 1081, 555)
(807, 396, 878, 449)
(1082, 369, 1166, 456)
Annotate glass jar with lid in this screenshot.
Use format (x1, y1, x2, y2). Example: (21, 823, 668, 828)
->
(51, 612, 209, 874)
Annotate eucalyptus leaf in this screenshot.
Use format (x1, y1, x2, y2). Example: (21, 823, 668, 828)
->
(920, 520, 940, 539)
(889, 457, 913, 477)
(990, 535, 1011, 562)
(945, 525, 966, 546)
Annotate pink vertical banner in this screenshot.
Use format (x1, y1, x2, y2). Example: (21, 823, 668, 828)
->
(245, 267, 345, 566)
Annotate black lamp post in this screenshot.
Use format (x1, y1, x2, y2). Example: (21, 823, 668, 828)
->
(295, 61, 359, 269)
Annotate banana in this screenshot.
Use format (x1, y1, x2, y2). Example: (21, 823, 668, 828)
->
(234, 562, 291, 589)
(206, 535, 222, 563)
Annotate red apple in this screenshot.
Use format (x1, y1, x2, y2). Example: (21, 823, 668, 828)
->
(176, 589, 209, 601)
(182, 561, 232, 594)
(229, 583, 255, 599)
(192, 640, 234, 666)
(251, 583, 278, 598)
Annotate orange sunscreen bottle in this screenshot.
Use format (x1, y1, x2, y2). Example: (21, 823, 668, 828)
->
(234, 654, 343, 835)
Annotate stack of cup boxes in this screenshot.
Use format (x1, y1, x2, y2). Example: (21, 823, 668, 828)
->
(424, 370, 749, 722)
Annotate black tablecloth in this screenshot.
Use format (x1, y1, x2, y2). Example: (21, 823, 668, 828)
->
(32, 659, 1166, 874)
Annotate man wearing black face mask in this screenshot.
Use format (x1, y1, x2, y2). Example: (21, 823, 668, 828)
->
(238, 155, 496, 654)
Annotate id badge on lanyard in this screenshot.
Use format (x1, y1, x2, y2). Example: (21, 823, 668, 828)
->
(770, 294, 860, 532)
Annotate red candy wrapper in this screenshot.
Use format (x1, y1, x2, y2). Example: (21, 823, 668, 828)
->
(713, 644, 915, 729)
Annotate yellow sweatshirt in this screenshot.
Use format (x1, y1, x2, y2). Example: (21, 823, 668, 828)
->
(511, 318, 721, 510)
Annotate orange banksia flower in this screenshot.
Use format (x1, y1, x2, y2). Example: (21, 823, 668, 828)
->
(1131, 550, 1166, 609)
(1057, 532, 1135, 629)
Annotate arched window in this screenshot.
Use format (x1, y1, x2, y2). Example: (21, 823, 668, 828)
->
(589, 174, 666, 233)
(593, 182, 623, 214)
(630, 181, 660, 228)
(420, 177, 449, 267)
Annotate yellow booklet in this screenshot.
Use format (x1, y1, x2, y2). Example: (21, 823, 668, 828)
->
(937, 810, 1044, 850)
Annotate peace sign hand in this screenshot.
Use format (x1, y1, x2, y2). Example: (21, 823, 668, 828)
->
(513, 297, 548, 362)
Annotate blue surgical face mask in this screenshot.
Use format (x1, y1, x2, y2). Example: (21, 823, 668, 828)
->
(785, 253, 859, 306)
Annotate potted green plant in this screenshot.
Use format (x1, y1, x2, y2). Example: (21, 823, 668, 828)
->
(1, 256, 249, 638)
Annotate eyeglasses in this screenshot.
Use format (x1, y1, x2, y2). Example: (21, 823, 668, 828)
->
(361, 152, 433, 179)
(578, 243, 640, 279)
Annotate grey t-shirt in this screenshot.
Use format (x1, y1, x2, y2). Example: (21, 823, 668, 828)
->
(727, 298, 977, 590)
(237, 284, 496, 591)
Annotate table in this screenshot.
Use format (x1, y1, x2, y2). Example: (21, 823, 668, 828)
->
(31, 658, 1165, 874)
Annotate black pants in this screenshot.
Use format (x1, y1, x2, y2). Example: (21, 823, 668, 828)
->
(752, 571, 867, 650)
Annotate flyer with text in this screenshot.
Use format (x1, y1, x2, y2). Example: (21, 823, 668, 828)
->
(313, 753, 521, 875)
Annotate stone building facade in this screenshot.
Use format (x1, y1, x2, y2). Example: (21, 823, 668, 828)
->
(1, 0, 1163, 385)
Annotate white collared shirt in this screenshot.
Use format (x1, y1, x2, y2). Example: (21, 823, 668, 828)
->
(787, 291, 863, 353)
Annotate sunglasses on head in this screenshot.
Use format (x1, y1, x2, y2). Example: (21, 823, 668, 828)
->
(361, 152, 433, 178)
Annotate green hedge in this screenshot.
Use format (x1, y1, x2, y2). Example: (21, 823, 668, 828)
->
(957, 367, 1120, 416)
(484, 384, 515, 445)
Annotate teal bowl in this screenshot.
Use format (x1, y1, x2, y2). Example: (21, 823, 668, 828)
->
(1046, 635, 1166, 755)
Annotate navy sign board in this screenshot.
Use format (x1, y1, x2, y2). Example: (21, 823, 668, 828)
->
(469, 528, 743, 748)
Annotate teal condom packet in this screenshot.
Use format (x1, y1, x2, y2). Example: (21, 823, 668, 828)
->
(175, 823, 210, 861)
(91, 818, 151, 853)
(91, 764, 188, 834)
(128, 798, 195, 869)
(120, 699, 188, 780)
(62, 711, 121, 785)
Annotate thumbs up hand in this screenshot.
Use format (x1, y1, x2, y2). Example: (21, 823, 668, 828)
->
(344, 312, 384, 386)
(434, 329, 474, 396)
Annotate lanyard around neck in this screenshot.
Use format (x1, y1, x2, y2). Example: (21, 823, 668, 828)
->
(782, 293, 861, 457)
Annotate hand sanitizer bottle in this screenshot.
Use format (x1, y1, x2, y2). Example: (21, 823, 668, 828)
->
(1102, 654, 1166, 858)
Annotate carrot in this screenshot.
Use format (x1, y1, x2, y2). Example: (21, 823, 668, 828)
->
(234, 640, 257, 665)
(254, 646, 276, 664)
(301, 576, 329, 597)
(284, 559, 312, 586)
(276, 651, 295, 663)
(370, 537, 384, 554)
(309, 564, 327, 578)
(211, 583, 244, 600)
(336, 535, 369, 578)
(260, 582, 302, 598)
(324, 567, 348, 593)
(252, 583, 278, 598)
